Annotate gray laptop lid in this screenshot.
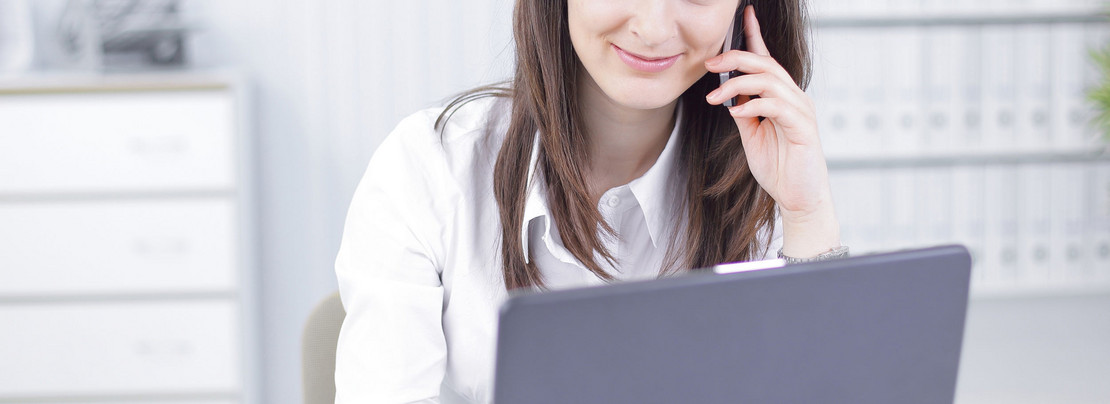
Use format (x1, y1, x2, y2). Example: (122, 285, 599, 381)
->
(494, 245, 972, 404)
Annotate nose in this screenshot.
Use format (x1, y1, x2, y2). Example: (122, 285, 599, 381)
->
(628, 0, 676, 48)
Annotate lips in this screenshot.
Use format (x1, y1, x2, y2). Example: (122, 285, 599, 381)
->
(612, 44, 681, 73)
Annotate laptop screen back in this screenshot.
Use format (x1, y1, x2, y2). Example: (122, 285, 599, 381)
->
(494, 245, 972, 404)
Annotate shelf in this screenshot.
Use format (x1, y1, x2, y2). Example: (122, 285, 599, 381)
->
(0, 189, 237, 203)
(826, 148, 1110, 169)
(0, 391, 241, 404)
(814, 10, 1109, 28)
(0, 70, 243, 94)
(0, 291, 239, 305)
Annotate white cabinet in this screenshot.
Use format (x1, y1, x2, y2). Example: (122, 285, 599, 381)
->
(0, 199, 238, 295)
(0, 74, 256, 404)
(0, 91, 236, 193)
(0, 301, 240, 396)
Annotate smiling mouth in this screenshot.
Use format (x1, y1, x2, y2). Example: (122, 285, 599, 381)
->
(612, 44, 681, 73)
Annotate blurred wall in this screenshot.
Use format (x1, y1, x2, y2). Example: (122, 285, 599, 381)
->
(186, 1, 514, 402)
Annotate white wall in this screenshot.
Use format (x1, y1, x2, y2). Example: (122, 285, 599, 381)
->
(186, 1, 514, 402)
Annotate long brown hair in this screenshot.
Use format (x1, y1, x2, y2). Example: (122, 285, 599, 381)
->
(436, 0, 811, 290)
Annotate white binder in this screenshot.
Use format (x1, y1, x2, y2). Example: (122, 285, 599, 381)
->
(1049, 163, 1089, 283)
(809, 29, 850, 158)
(1093, 161, 1110, 281)
(958, 27, 986, 153)
(845, 170, 888, 255)
(884, 26, 924, 156)
(922, 27, 964, 155)
(920, 167, 954, 247)
(951, 166, 988, 285)
(1082, 23, 1110, 148)
(854, 30, 887, 157)
(1015, 24, 1053, 152)
(982, 165, 1021, 285)
(885, 167, 919, 251)
(1018, 164, 1053, 284)
(1051, 24, 1091, 151)
(980, 25, 1018, 153)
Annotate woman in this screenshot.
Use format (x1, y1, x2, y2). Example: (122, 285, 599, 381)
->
(335, 0, 844, 402)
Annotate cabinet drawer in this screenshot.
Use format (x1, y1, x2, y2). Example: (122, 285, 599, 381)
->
(0, 300, 241, 396)
(0, 199, 238, 295)
(0, 90, 235, 193)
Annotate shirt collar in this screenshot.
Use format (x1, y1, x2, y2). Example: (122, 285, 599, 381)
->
(627, 106, 683, 248)
(521, 132, 549, 263)
(520, 105, 684, 264)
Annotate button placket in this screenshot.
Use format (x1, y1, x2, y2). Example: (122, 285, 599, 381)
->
(599, 187, 632, 275)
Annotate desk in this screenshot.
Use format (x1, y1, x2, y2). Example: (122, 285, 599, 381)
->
(957, 293, 1110, 403)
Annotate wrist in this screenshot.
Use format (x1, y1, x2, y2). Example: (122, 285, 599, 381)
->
(779, 199, 841, 258)
(778, 187, 834, 222)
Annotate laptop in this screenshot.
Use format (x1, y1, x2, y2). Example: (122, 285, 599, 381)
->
(493, 244, 972, 404)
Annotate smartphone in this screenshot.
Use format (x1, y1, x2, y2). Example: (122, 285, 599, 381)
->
(719, 3, 747, 108)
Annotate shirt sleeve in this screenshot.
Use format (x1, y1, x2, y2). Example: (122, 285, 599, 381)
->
(759, 209, 785, 261)
(334, 110, 451, 404)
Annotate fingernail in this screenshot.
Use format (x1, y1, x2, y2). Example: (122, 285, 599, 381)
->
(706, 88, 721, 101)
(706, 56, 721, 66)
(729, 105, 745, 115)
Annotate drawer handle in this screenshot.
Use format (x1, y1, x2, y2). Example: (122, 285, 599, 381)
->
(128, 135, 189, 155)
(132, 237, 192, 257)
(134, 339, 195, 358)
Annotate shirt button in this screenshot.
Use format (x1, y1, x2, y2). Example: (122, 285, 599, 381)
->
(607, 196, 620, 207)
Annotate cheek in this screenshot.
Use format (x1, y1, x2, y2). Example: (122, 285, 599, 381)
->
(568, 1, 623, 51)
(682, 15, 731, 61)
(677, 29, 727, 81)
(700, 35, 726, 59)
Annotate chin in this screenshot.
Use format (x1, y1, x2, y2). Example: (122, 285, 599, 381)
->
(613, 94, 677, 110)
(601, 77, 687, 111)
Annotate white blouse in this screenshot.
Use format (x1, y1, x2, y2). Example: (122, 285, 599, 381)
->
(333, 96, 783, 404)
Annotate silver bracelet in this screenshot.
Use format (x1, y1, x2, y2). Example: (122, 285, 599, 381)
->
(777, 246, 850, 264)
